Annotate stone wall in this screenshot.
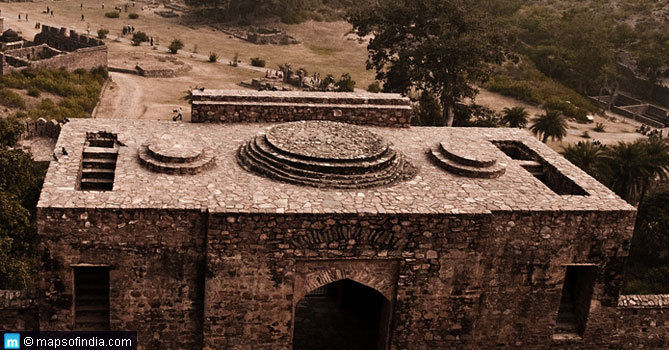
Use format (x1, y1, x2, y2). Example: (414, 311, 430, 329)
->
(20, 118, 61, 140)
(613, 295, 669, 349)
(191, 90, 413, 127)
(0, 26, 107, 75)
(0, 290, 39, 331)
(203, 210, 636, 350)
(36, 208, 207, 350)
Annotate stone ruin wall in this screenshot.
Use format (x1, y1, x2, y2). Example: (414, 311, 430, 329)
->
(201, 209, 648, 350)
(190, 91, 413, 127)
(0, 205, 656, 349)
(19, 118, 61, 140)
(0, 290, 38, 331)
(0, 26, 107, 75)
(35, 208, 207, 349)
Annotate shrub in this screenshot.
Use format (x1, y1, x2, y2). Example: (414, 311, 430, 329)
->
(319, 74, 335, 90)
(582, 131, 591, 138)
(335, 73, 356, 92)
(128, 13, 139, 19)
(168, 39, 184, 54)
(250, 57, 266, 67)
(230, 53, 239, 67)
(0, 116, 25, 147)
(209, 52, 218, 63)
(0, 88, 26, 109)
(367, 81, 381, 93)
(594, 122, 606, 132)
(27, 87, 40, 97)
(132, 31, 149, 46)
(97, 28, 109, 39)
(104, 11, 120, 18)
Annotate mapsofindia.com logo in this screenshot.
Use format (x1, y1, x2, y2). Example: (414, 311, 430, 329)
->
(3, 333, 20, 349)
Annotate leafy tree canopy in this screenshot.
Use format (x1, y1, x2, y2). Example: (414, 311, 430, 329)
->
(348, 0, 506, 126)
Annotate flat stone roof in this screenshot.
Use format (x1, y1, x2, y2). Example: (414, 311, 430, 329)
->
(38, 119, 634, 214)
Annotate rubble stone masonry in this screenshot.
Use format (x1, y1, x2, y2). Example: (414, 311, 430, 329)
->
(1, 117, 666, 349)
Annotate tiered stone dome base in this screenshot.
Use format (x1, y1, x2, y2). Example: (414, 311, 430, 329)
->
(237, 121, 416, 189)
(138, 135, 215, 175)
(430, 141, 506, 179)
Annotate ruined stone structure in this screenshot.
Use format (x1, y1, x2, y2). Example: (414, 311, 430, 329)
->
(1, 91, 667, 349)
(0, 25, 107, 75)
(589, 93, 669, 128)
(191, 90, 413, 127)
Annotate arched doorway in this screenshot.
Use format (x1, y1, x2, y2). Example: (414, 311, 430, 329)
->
(293, 279, 392, 350)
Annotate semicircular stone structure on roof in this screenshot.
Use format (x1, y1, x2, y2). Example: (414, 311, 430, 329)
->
(236, 120, 416, 189)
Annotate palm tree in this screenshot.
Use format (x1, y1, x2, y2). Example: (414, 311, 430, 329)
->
(561, 141, 606, 179)
(501, 106, 529, 128)
(530, 110, 568, 143)
(599, 139, 669, 204)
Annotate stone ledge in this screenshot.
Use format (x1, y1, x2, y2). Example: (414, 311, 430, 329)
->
(618, 294, 669, 309)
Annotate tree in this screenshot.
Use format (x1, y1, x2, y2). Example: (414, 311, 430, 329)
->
(561, 141, 605, 179)
(335, 73, 355, 92)
(624, 191, 669, 294)
(348, 0, 506, 126)
(412, 91, 444, 126)
(501, 106, 529, 128)
(0, 147, 46, 289)
(529, 110, 567, 143)
(168, 39, 184, 54)
(598, 139, 669, 204)
(0, 116, 25, 148)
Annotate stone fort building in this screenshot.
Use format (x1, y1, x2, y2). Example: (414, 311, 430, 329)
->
(1, 91, 667, 349)
(0, 25, 107, 75)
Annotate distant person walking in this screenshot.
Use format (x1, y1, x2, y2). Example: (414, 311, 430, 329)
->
(18, 13, 20, 21)
(81, 3, 83, 10)
(81, 14, 85, 21)
(25, 14, 28, 21)
(50, 10, 54, 17)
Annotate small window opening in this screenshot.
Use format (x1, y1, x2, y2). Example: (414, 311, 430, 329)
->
(554, 265, 597, 339)
(74, 266, 110, 330)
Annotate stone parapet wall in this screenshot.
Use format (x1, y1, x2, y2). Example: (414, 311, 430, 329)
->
(191, 90, 413, 127)
(20, 118, 61, 140)
(0, 290, 39, 331)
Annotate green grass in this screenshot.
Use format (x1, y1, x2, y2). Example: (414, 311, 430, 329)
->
(484, 57, 598, 119)
(307, 45, 340, 56)
(0, 67, 107, 121)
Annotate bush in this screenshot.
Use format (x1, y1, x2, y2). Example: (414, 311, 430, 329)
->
(27, 87, 40, 97)
(97, 28, 109, 39)
(335, 73, 356, 92)
(581, 131, 591, 138)
(0, 88, 26, 109)
(128, 13, 139, 19)
(104, 11, 120, 18)
(250, 57, 266, 67)
(0, 116, 25, 147)
(230, 53, 239, 67)
(594, 122, 605, 132)
(367, 81, 381, 93)
(168, 39, 184, 54)
(132, 31, 149, 46)
(209, 52, 218, 63)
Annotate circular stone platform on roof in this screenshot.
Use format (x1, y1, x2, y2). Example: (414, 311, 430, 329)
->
(237, 121, 416, 189)
(138, 134, 215, 175)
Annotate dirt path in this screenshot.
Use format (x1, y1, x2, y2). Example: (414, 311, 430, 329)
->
(95, 72, 145, 119)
